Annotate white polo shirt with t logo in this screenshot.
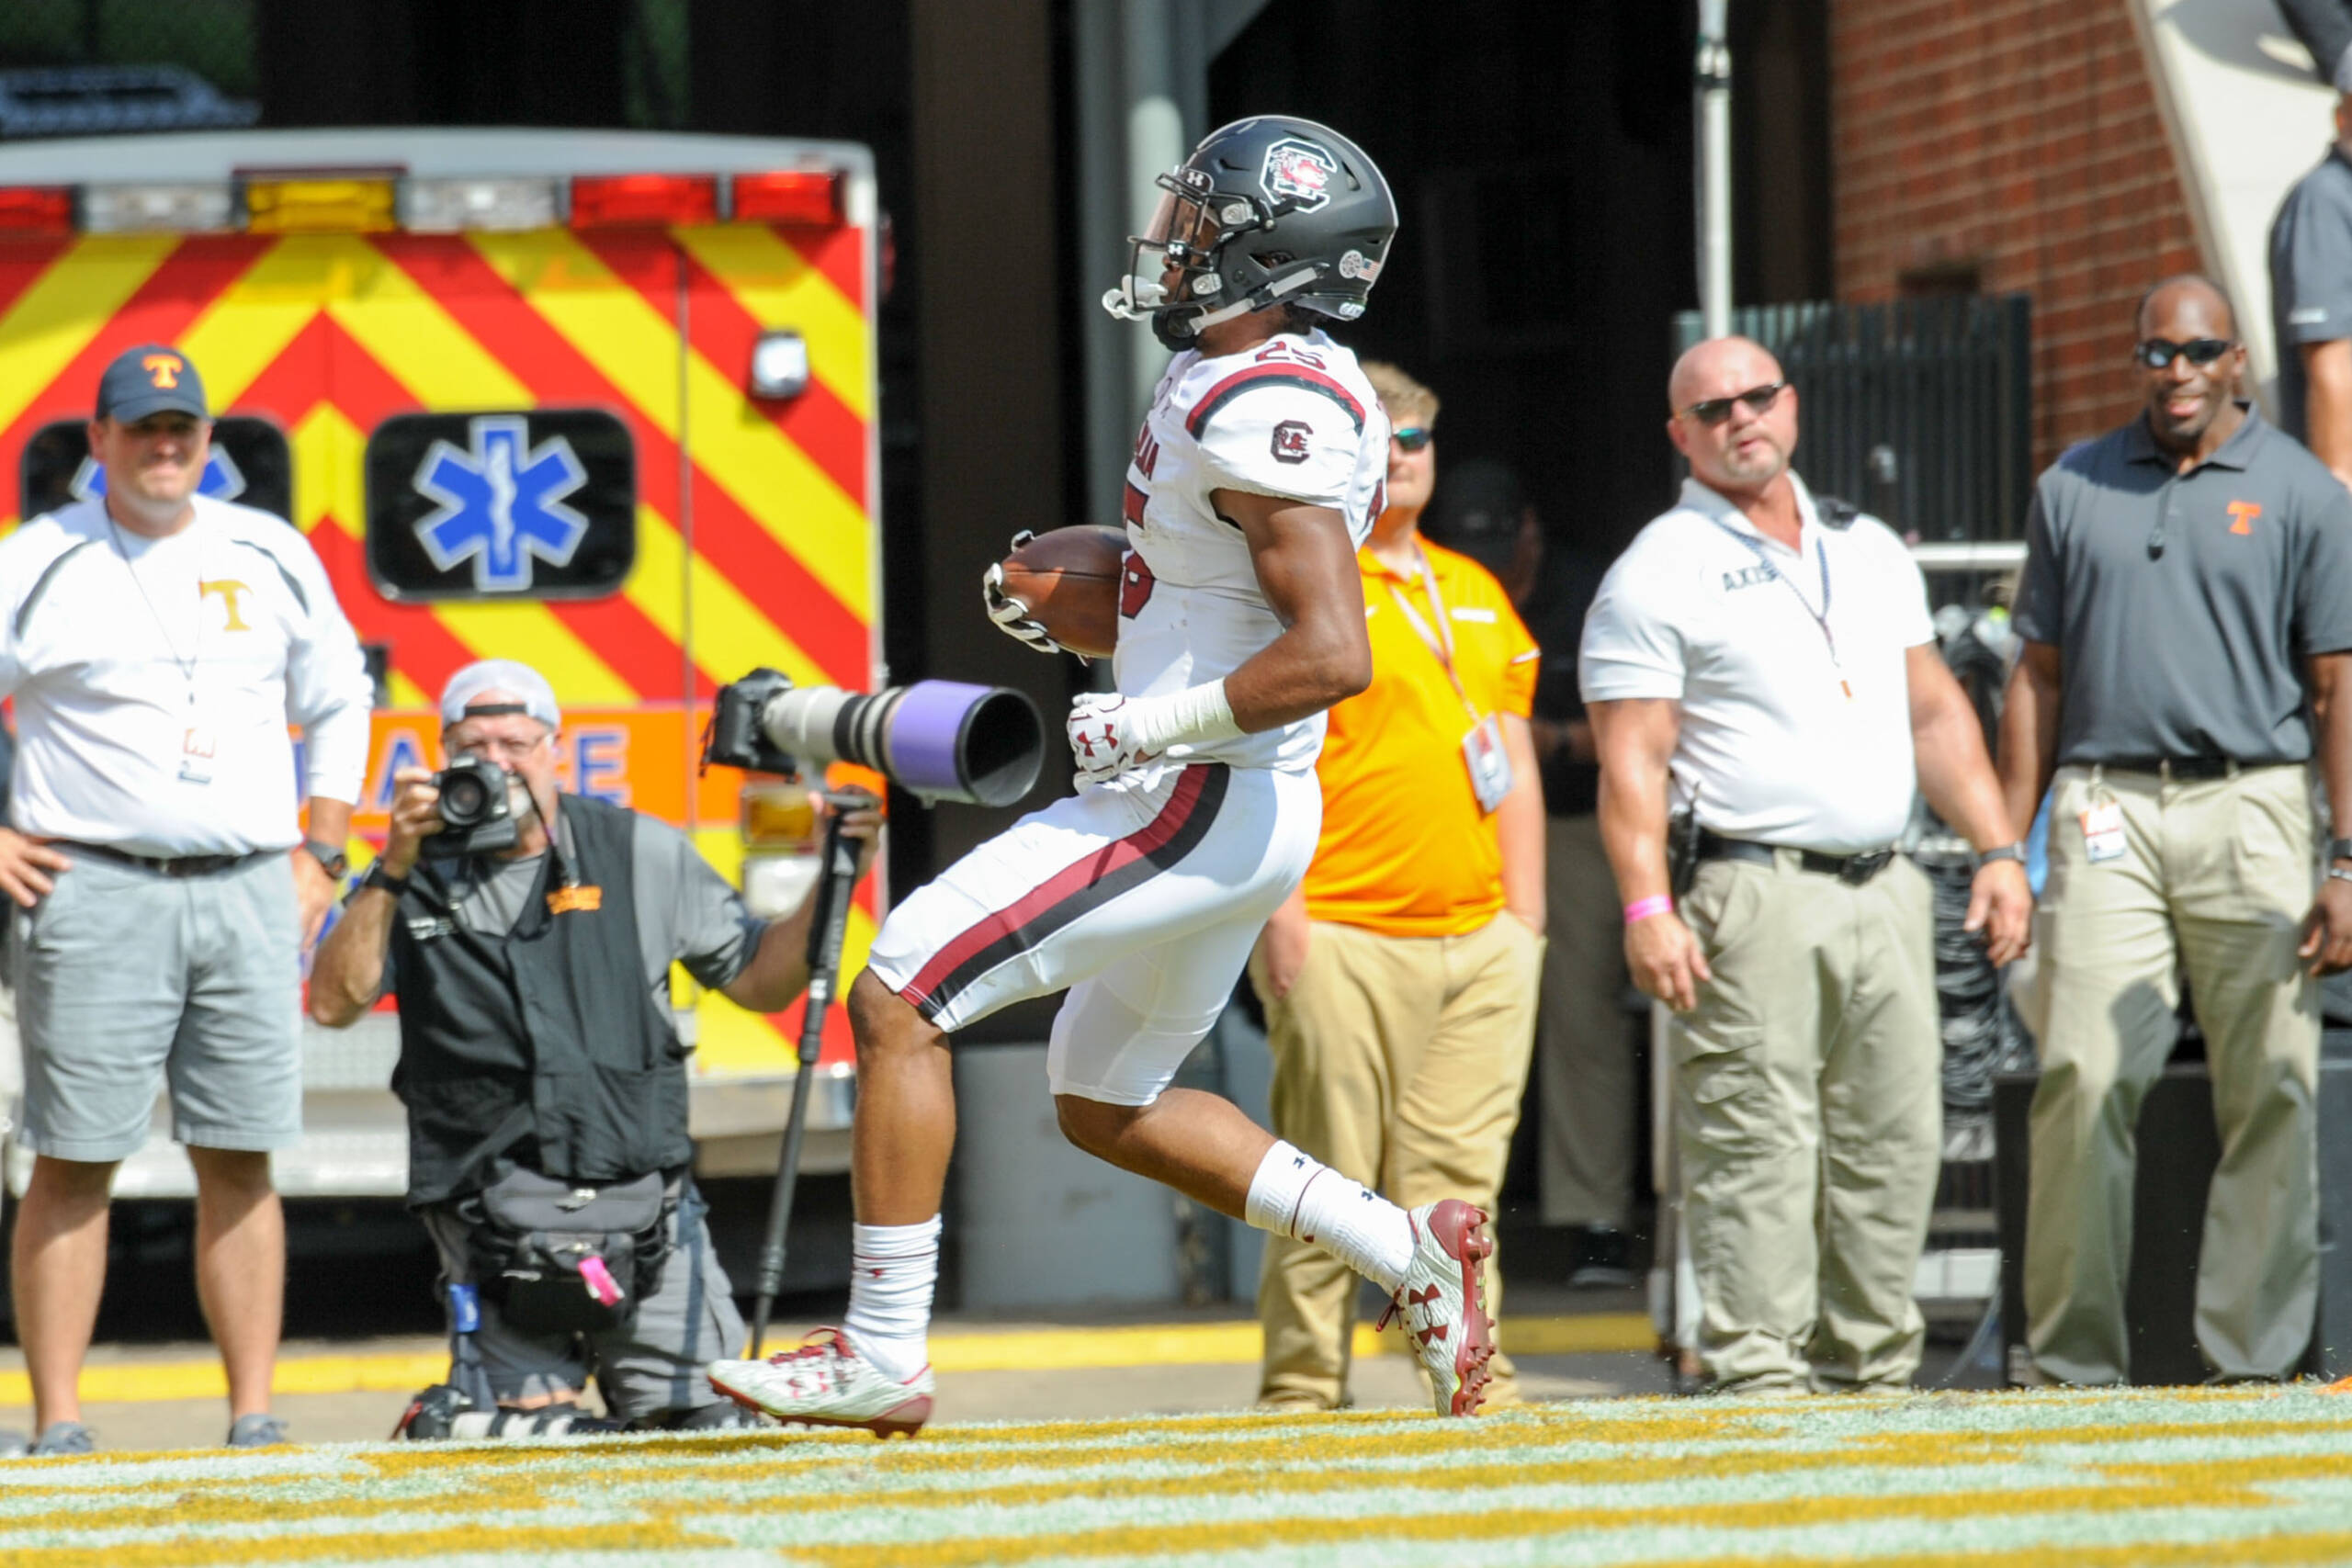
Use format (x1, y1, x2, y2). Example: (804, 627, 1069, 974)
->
(1578, 473, 1934, 855)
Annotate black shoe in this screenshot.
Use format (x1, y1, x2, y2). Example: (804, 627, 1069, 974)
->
(392, 1384, 623, 1441)
(629, 1400, 772, 1432)
(1565, 1224, 1636, 1290)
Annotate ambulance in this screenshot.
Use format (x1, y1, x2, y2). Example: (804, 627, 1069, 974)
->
(0, 129, 884, 1201)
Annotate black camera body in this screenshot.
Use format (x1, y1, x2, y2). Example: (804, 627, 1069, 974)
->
(704, 668, 798, 776)
(426, 754, 519, 859)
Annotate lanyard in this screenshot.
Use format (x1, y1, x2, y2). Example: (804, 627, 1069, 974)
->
(1706, 513, 1849, 697)
(1383, 546, 1482, 722)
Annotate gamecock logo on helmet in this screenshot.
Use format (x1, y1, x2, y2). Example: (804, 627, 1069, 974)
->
(1261, 138, 1338, 212)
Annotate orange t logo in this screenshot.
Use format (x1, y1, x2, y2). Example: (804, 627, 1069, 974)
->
(200, 580, 251, 631)
(2227, 501, 2261, 536)
(142, 353, 183, 389)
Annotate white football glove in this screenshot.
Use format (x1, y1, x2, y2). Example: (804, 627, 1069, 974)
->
(982, 532, 1067, 657)
(1065, 682, 1241, 785)
(1067, 694, 1158, 784)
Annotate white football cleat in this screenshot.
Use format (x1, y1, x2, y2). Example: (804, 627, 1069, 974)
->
(707, 1328, 933, 1438)
(1377, 1199, 1497, 1416)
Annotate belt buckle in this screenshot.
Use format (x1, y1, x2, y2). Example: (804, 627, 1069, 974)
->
(1839, 851, 1893, 886)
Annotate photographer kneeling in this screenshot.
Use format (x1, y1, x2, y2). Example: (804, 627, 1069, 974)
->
(310, 660, 877, 1433)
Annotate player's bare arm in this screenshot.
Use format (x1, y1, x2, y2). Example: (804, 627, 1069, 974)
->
(1589, 695, 1710, 1012)
(1214, 487, 1374, 726)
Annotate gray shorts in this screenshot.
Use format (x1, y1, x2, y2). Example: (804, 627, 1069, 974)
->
(421, 1183, 746, 1422)
(13, 849, 302, 1163)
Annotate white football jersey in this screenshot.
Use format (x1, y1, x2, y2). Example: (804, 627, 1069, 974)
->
(1115, 329, 1388, 773)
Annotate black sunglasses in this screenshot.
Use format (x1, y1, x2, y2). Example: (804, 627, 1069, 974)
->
(1391, 427, 1432, 452)
(2135, 337, 2234, 370)
(1680, 381, 1786, 426)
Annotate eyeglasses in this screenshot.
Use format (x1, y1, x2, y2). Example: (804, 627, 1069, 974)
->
(1679, 381, 1786, 426)
(2135, 337, 2234, 370)
(449, 732, 548, 763)
(1391, 427, 1431, 452)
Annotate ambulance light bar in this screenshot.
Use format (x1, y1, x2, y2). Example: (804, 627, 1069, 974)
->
(731, 169, 842, 226)
(247, 177, 396, 233)
(0, 186, 74, 237)
(401, 177, 560, 233)
(82, 183, 239, 234)
(0, 166, 851, 238)
(571, 173, 718, 229)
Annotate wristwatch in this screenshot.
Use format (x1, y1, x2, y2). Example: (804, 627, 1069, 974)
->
(2329, 837, 2352, 865)
(303, 839, 349, 879)
(358, 861, 411, 898)
(1977, 842, 2027, 868)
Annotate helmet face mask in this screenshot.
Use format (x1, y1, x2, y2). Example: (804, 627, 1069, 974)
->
(1100, 117, 1395, 353)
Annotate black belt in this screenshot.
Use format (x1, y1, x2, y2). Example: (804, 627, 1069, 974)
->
(1695, 829, 1895, 886)
(63, 841, 269, 878)
(2091, 757, 2292, 780)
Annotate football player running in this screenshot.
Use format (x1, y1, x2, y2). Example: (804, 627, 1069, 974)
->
(709, 117, 1497, 1435)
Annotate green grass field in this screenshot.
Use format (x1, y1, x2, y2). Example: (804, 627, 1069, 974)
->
(0, 1384, 2347, 1566)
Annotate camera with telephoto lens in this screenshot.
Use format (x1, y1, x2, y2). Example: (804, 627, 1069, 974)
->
(703, 668, 1045, 807)
(426, 754, 520, 858)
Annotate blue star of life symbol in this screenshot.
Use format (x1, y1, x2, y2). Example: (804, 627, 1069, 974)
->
(411, 414, 590, 592)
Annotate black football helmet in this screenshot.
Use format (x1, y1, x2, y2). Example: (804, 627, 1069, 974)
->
(1102, 116, 1396, 352)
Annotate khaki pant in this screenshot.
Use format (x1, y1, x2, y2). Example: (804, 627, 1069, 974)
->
(2022, 763, 2320, 1384)
(1250, 913, 1543, 1408)
(1537, 814, 1640, 1226)
(1676, 852, 1940, 1392)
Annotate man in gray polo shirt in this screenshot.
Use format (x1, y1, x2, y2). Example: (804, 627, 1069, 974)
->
(309, 660, 879, 1430)
(1999, 275, 2352, 1385)
(2267, 38, 2352, 490)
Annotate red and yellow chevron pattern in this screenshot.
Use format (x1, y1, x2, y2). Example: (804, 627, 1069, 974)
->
(0, 223, 879, 1068)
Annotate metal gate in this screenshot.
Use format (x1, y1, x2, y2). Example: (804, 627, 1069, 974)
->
(1673, 295, 2033, 541)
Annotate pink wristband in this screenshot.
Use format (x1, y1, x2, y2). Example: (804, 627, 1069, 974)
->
(1624, 895, 1674, 924)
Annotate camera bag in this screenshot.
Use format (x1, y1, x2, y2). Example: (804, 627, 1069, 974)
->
(461, 1167, 673, 1334)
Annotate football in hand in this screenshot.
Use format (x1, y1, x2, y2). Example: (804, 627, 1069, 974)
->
(997, 525, 1125, 659)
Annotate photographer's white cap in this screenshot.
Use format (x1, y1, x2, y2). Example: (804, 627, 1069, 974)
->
(441, 659, 561, 732)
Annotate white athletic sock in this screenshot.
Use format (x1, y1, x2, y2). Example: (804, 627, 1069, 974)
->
(1243, 1140, 1415, 1293)
(842, 1214, 942, 1382)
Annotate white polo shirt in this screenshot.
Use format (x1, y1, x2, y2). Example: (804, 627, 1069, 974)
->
(0, 494, 374, 857)
(1579, 473, 1933, 854)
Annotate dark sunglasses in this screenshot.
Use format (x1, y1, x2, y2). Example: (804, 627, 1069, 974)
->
(1391, 427, 1432, 452)
(1680, 381, 1786, 426)
(2135, 337, 2234, 370)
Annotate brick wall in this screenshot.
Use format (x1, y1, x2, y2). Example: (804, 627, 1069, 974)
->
(1828, 0, 2203, 469)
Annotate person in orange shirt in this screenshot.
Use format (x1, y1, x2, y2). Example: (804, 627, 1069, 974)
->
(1249, 362, 1546, 1411)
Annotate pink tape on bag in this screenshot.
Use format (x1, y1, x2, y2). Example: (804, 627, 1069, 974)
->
(579, 1256, 625, 1308)
(1623, 895, 1674, 924)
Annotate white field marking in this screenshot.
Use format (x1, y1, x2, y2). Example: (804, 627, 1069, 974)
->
(1005, 1495, 2352, 1568)
(686, 1467, 2352, 1552)
(571, 1421, 2352, 1513)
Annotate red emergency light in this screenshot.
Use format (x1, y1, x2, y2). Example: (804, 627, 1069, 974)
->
(570, 174, 718, 229)
(0, 186, 75, 236)
(731, 169, 842, 226)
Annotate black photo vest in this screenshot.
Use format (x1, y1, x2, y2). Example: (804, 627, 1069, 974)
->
(387, 793, 691, 1207)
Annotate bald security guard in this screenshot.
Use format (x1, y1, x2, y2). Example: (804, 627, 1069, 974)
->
(1999, 276, 2352, 1386)
(1584, 336, 2033, 1396)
